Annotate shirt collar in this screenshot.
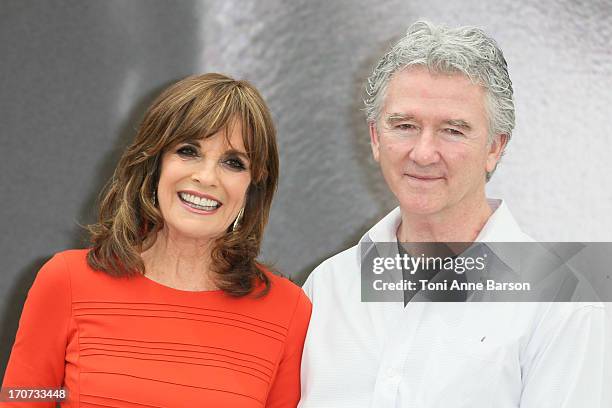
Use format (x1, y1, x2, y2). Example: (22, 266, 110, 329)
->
(358, 198, 532, 273)
(474, 199, 532, 242)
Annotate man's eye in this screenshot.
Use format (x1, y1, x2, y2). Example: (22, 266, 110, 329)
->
(444, 128, 464, 137)
(225, 158, 247, 171)
(176, 146, 198, 157)
(396, 124, 416, 131)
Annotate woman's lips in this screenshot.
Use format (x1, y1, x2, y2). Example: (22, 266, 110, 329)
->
(177, 192, 221, 214)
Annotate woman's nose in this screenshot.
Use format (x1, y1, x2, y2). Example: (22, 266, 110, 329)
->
(191, 160, 219, 186)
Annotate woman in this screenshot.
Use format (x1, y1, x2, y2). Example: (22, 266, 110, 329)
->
(2, 73, 311, 407)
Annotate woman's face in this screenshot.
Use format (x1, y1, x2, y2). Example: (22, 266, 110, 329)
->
(156, 121, 251, 242)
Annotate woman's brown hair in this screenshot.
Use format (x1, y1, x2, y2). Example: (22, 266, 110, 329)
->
(86, 73, 279, 296)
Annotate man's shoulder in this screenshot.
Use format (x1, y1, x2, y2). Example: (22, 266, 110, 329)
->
(302, 244, 361, 298)
(309, 244, 360, 278)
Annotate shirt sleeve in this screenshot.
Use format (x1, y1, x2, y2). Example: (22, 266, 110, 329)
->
(301, 273, 314, 301)
(520, 303, 610, 408)
(265, 290, 312, 408)
(2, 253, 72, 406)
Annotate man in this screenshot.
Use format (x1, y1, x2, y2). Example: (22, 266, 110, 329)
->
(299, 21, 609, 407)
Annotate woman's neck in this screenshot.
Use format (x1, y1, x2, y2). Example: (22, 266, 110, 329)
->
(140, 228, 218, 291)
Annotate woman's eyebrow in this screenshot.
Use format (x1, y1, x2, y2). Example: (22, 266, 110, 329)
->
(225, 148, 250, 161)
(182, 138, 201, 147)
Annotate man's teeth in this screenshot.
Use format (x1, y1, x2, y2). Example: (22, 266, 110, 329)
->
(179, 193, 220, 209)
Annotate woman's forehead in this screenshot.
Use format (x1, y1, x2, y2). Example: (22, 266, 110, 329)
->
(177, 122, 250, 153)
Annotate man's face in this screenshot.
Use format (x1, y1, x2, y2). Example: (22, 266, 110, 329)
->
(370, 66, 506, 217)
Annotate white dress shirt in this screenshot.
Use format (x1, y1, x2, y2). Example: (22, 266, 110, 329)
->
(299, 199, 610, 408)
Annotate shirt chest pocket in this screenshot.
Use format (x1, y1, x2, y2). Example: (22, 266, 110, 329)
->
(399, 313, 523, 407)
(415, 351, 494, 407)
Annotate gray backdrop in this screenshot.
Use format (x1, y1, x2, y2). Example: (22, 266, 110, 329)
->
(1, 0, 611, 379)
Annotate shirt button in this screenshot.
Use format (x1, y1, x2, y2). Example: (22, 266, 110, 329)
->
(386, 369, 401, 383)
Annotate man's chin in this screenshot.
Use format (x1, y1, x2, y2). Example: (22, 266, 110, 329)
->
(398, 198, 446, 217)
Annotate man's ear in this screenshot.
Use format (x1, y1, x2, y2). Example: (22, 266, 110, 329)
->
(486, 133, 508, 173)
(369, 122, 380, 162)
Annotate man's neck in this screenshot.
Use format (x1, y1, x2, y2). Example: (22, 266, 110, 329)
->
(397, 197, 493, 243)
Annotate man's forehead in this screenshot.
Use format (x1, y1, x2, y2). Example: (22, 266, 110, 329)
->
(382, 71, 487, 126)
(385, 67, 486, 102)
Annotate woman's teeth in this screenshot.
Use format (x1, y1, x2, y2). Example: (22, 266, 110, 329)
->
(178, 192, 221, 210)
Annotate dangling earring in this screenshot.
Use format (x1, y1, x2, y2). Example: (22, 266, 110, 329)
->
(232, 207, 244, 232)
(152, 190, 157, 206)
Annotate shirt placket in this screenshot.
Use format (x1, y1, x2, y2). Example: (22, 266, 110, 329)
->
(369, 301, 426, 408)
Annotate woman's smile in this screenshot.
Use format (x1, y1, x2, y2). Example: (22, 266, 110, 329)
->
(177, 191, 222, 213)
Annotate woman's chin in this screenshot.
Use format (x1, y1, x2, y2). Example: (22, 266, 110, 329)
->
(158, 223, 226, 243)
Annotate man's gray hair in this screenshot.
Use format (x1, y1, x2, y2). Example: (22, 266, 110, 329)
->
(364, 20, 515, 147)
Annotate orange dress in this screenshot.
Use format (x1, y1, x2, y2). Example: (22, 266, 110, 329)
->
(2, 249, 311, 407)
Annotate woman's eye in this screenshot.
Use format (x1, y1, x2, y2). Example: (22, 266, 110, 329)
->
(176, 146, 198, 157)
(224, 158, 247, 170)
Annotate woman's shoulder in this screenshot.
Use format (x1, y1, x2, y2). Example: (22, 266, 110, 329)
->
(39, 248, 126, 292)
(256, 267, 311, 346)
(252, 266, 311, 322)
(54, 247, 91, 264)
(259, 265, 310, 313)
(259, 266, 307, 300)
(39, 248, 95, 279)
(33, 248, 89, 281)
(18, 249, 94, 321)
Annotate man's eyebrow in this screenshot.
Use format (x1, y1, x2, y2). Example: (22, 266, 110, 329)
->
(385, 113, 417, 124)
(384, 115, 472, 130)
(444, 119, 472, 130)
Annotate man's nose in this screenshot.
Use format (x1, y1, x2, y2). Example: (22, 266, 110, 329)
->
(408, 130, 440, 166)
